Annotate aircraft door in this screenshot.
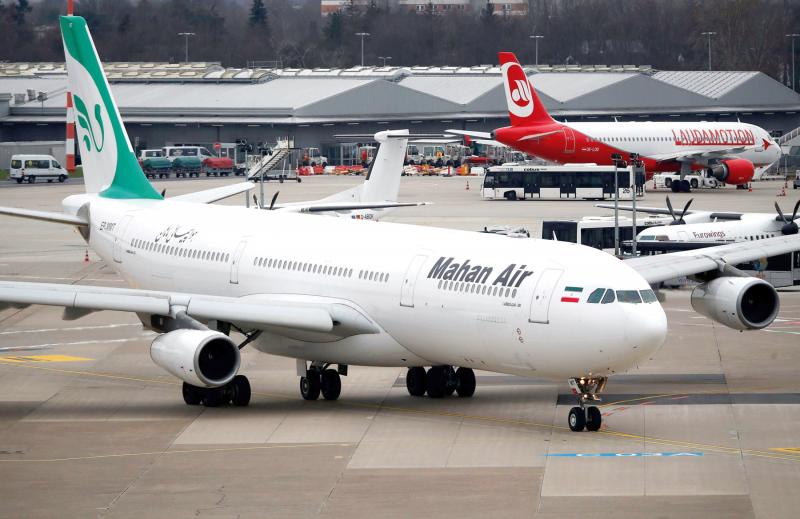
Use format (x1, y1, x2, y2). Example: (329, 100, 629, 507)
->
(400, 254, 428, 307)
(563, 127, 576, 153)
(113, 214, 135, 263)
(229, 239, 249, 284)
(528, 268, 564, 324)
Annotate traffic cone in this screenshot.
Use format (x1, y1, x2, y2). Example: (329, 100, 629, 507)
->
(748, 183, 752, 192)
(83, 250, 89, 263)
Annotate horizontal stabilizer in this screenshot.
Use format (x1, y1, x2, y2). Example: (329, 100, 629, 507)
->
(334, 134, 451, 140)
(445, 129, 493, 139)
(0, 206, 87, 226)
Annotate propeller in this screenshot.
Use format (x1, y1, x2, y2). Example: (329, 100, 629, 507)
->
(252, 194, 260, 209)
(775, 199, 800, 235)
(666, 196, 693, 225)
(269, 191, 279, 211)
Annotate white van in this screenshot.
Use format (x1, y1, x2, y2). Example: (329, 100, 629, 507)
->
(9, 154, 68, 184)
(162, 146, 215, 162)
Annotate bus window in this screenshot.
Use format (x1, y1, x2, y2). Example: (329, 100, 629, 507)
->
(616, 290, 642, 303)
(543, 221, 577, 242)
(587, 288, 605, 303)
(601, 289, 615, 304)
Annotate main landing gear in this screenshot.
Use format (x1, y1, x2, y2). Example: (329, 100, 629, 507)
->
(182, 375, 251, 407)
(300, 363, 345, 401)
(405, 366, 476, 398)
(567, 376, 607, 432)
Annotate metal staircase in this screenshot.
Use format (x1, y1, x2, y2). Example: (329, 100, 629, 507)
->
(246, 138, 292, 180)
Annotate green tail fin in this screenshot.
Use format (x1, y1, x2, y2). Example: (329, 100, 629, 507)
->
(60, 16, 161, 200)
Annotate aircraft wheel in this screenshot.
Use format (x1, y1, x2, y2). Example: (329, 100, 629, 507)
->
(231, 375, 251, 406)
(182, 382, 203, 405)
(321, 369, 341, 401)
(406, 367, 427, 396)
(456, 367, 476, 397)
(202, 387, 225, 407)
(426, 366, 447, 398)
(300, 371, 321, 401)
(680, 179, 691, 192)
(586, 406, 602, 431)
(444, 366, 457, 396)
(568, 407, 586, 432)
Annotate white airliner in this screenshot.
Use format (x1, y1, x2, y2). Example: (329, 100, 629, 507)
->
(449, 52, 782, 192)
(598, 197, 800, 250)
(0, 17, 798, 433)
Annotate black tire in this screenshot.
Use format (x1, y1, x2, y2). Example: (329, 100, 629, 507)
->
(505, 191, 517, 201)
(15, 178, 22, 184)
(231, 375, 251, 406)
(426, 366, 447, 398)
(58, 174, 67, 183)
(321, 369, 341, 401)
(300, 372, 321, 401)
(406, 367, 427, 396)
(690, 179, 698, 189)
(680, 179, 691, 192)
(586, 406, 602, 432)
(46, 179, 53, 183)
(568, 407, 586, 432)
(26, 176, 35, 184)
(670, 181, 679, 193)
(203, 387, 225, 407)
(664, 178, 672, 188)
(444, 366, 457, 396)
(456, 367, 476, 397)
(182, 382, 202, 405)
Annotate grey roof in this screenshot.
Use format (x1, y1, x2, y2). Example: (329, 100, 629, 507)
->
(2, 62, 799, 124)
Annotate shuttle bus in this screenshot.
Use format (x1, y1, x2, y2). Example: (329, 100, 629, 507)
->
(482, 164, 645, 201)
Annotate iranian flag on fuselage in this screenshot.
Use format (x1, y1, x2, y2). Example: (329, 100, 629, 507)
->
(560, 286, 583, 303)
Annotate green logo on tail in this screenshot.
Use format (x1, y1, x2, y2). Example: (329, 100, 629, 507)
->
(73, 94, 105, 153)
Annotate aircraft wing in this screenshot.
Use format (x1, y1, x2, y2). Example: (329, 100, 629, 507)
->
(594, 203, 699, 217)
(170, 182, 254, 204)
(625, 234, 800, 284)
(647, 146, 748, 164)
(0, 281, 379, 338)
(445, 129, 493, 139)
(275, 201, 429, 213)
(0, 206, 88, 227)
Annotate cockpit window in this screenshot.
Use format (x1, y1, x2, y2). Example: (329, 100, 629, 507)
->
(587, 288, 605, 304)
(639, 235, 655, 241)
(616, 290, 643, 304)
(601, 289, 615, 304)
(640, 289, 658, 303)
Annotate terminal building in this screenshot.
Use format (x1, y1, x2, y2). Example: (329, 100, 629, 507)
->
(1, 61, 799, 166)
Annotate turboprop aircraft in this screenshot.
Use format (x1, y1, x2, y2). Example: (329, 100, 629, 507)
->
(597, 197, 800, 252)
(0, 17, 799, 432)
(448, 52, 780, 193)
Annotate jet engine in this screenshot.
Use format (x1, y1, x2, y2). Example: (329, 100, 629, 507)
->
(150, 329, 240, 388)
(708, 158, 754, 185)
(691, 277, 779, 330)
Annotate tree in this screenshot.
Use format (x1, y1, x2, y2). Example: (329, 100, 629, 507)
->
(13, 0, 31, 26)
(249, 0, 267, 27)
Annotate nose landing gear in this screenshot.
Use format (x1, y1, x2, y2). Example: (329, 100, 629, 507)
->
(567, 377, 607, 432)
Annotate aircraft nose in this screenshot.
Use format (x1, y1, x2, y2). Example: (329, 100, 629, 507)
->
(625, 304, 668, 357)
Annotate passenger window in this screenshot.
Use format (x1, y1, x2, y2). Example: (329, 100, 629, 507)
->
(587, 288, 605, 304)
(640, 289, 658, 303)
(617, 290, 642, 304)
(601, 289, 615, 304)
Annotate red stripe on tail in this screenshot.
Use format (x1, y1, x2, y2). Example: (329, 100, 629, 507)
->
(498, 52, 554, 127)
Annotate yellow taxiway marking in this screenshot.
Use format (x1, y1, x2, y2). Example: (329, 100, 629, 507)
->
(771, 448, 800, 454)
(2, 360, 800, 464)
(0, 442, 353, 463)
(0, 354, 94, 364)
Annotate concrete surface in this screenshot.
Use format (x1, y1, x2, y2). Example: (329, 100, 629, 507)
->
(0, 175, 798, 518)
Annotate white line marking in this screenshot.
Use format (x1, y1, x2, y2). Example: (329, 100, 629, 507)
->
(0, 337, 147, 350)
(0, 323, 141, 336)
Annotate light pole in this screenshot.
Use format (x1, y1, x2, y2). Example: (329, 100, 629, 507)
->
(529, 35, 543, 66)
(378, 56, 392, 67)
(355, 32, 370, 67)
(178, 32, 195, 63)
(701, 31, 716, 71)
(611, 153, 624, 256)
(786, 34, 800, 91)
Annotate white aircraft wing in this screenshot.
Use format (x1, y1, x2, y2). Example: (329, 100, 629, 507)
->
(275, 201, 430, 213)
(472, 139, 508, 148)
(170, 182, 254, 204)
(0, 281, 379, 337)
(0, 206, 88, 226)
(445, 129, 493, 139)
(625, 234, 800, 284)
(647, 146, 748, 163)
(594, 203, 717, 219)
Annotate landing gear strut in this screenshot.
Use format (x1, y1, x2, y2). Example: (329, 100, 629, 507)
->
(299, 363, 345, 401)
(405, 366, 476, 398)
(567, 377, 607, 432)
(182, 375, 252, 407)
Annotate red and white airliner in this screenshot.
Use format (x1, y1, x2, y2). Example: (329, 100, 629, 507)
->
(449, 52, 781, 192)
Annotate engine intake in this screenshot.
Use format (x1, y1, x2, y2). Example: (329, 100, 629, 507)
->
(691, 277, 779, 330)
(150, 329, 240, 388)
(708, 158, 754, 185)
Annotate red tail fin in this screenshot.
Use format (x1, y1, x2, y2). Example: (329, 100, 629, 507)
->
(498, 52, 554, 126)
